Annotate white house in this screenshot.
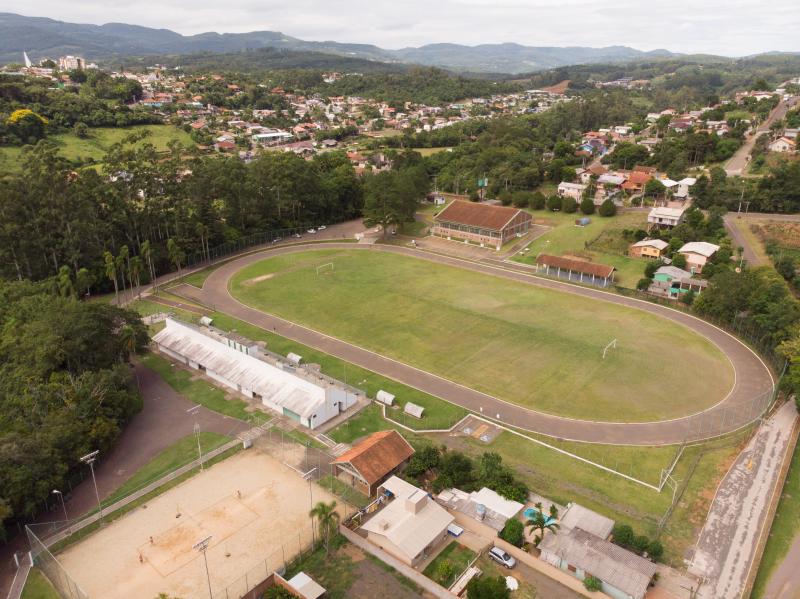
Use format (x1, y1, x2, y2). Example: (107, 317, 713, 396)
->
(152, 318, 358, 428)
(557, 181, 587, 200)
(361, 476, 454, 566)
(678, 241, 720, 273)
(675, 177, 697, 199)
(648, 206, 686, 229)
(769, 137, 796, 153)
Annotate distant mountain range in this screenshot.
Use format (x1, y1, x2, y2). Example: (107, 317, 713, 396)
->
(0, 12, 681, 73)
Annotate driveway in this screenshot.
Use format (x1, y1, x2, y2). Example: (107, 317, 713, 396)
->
(688, 401, 798, 599)
(0, 362, 250, 597)
(725, 97, 797, 176)
(173, 242, 775, 446)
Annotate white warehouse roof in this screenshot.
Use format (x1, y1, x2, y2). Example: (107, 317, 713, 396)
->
(153, 319, 326, 419)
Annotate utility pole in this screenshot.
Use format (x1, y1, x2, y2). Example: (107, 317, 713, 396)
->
(193, 535, 213, 599)
(80, 451, 103, 521)
(52, 490, 69, 530)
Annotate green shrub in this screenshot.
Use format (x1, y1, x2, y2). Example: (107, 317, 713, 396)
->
(647, 540, 664, 561)
(612, 524, 634, 547)
(499, 518, 525, 547)
(599, 199, 617, 217)
(546, 195, 562, 211)
(561, 196, 578, 213)
(584, 575, 602, 592)
(580, 197, 595, 214)
(530, 191, 546, 210)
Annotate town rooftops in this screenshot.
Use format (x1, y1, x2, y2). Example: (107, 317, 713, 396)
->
(362, 476, 454, 560)
(435, 200, 529, 231)
(540, 527, 657, 599)
(656, 265, 692, 280)
(332, 430, 414, 486)
(648, 206, 686, 220)
(679, 241, 720, 257)
(536, 254, 615, 278)
(559, 503, 615, 540)
(631, 238, 669, 250)
(597, 174, 626, 186)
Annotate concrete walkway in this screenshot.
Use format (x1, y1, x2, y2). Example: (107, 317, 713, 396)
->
(176, 242, 775, 446)
(688, 401, 799, 599)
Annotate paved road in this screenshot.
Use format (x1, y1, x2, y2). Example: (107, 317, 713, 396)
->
(689, 401, 798, 599)
(178, 242, 775, 446)
(723, 211, 800, 269)
(0, 363, 249, 597)
(725, 97, 797, 176)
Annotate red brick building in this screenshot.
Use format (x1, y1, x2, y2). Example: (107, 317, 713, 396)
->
(432, 200, 532, 250)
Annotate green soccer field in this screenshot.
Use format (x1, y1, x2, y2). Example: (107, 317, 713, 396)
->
(229, 249, 734, 422)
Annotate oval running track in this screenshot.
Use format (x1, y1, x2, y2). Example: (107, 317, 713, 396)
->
(183, 242, 774, 446)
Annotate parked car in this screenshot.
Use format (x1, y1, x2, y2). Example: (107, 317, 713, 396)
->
(271, 237, 282, 244)
(307, 228, 317, 234)
(318, 225, 327, 230)
(293, 233, 302, 239)
(488, 546, 516, 569)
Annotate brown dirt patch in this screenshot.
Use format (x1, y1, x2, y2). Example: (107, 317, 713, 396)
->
(542, 80, 570, 94)
(243, 273, 275, 285)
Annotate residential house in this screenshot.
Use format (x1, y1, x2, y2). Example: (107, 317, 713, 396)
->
(647, 207, 686, 230)
(651, 266, 708, 299)
(437, 487, 524, 531)
(629, 239, 668, 259)
(557, 182, 587, 200)
(769, 137, 796, 153)
(621, 170, 652, 194)
(332, 430, 415, 497)
(558, 503, 615, 540)
(675, 177, 697, 200)
(595, 173, 626, 205)
(361, 476, 454, 567)
(539, 528, 657, 599)
(678, 242, 720, 273)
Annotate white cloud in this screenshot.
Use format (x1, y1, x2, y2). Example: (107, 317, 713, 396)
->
(9, 0, 800, 55)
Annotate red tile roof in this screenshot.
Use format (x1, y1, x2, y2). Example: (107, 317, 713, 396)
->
(332, 431, 414, 485)
(435, 200, 530, 231)
(537, 254, 615, 278)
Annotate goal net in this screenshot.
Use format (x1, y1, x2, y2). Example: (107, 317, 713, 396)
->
(316, 262, 334, 276)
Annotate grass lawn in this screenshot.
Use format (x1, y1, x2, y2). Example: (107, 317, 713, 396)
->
(101, 432, 231, 507)
(318, 474, 371, 508)
(423, 541, 476, 587)
(411, 146, 453, 156)
(514, 209, 647, 287)
(139, 352, 254, 421)
(20, 569, 60, 599)
(474, 556, 539, 599)
(229, 248, 733, 422)
(0, 125, 194, 173)
(751, 434, 800, 598)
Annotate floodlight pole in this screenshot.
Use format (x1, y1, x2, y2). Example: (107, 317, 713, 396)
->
(80, 451, 103, 521)
(193, 535, 213, 599)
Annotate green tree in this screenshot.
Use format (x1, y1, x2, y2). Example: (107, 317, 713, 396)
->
(309, 500, 340, 554)
(56, 265, 75, 298)
(598, 199, 616, 217)
(561, 196, 578, 213)
(672, 253, 688, 269)
(526, 502, 560, 547)
(167, 239, 185, 276)
(75, 267, 94, 298)
(74, 122, 89, 139)
(436, 559, 455, 584)
(580, 196, 595, 215)
(466, 575, 510, 599)
(530, 192, 546, 210)
(612, 524, 634, 547)
(104, 251, 119, 303)
(499, 517, 525, 547)
(546, 195, 562, 211)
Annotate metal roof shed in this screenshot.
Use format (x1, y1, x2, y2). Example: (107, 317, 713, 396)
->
(376, 390, 395, 406)
(404, 402, 424, 419)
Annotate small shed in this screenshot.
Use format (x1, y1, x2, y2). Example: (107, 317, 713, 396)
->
(376, 390, 395, 406)
(404, 402, 425, 419)
(199, 316, 213, 326)
(286, 572, 326, 599)
(287, 352, 303, 365)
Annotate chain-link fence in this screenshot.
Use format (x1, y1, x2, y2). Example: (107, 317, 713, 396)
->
(26, 525, 89, 599)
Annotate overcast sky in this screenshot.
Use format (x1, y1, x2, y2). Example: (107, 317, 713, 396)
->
(12, 0, 800, 55)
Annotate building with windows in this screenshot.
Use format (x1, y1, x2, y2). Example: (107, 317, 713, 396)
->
(628, 239, 668, 259)
(152, 318, 358, 428)
(332, 431, 415, 497)
(58, 55, 85, 71)
(432, 200, 532, 250)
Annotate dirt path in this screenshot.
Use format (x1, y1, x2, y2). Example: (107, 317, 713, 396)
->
(180, 242, 775, 446)
(689, 402, 799, 599)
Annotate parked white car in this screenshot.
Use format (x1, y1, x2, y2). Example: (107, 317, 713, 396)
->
(488, 546, 516, 569)
(307, 228, 317, 234)
(318, 225, 327, 230)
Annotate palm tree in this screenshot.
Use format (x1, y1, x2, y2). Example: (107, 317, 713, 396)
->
(119, 324, 137, 362)
(75, 267, 94, 298)
(116, 245, 129, 301)
(130, 256, 144, 298)
(167, 238, 184, 277)
(103, 251, 119, 303)
(309, 500, 340, 554)
(526, 502, 560, 548)
(140, 240, 156, 293)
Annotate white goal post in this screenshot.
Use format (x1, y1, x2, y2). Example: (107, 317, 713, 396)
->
(602, 338, 617, 359)
(315, 262, 334, 275)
